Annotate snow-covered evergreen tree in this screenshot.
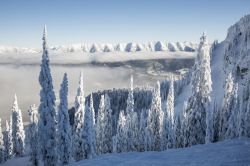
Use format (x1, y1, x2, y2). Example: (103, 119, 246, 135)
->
(125, 75, 136, 151)
(4, 119, 13, 161)
(96, 95, 105, 155)
(28, 105, 39, 166)
(12, 94, 25, 157)
(244, 83, 250, 137)
(166, 77, 175, 149)
(131, 112, 140, 151)
(115, 110, 127, 153)
(185, 32, 212, 146)
(220, 73, 234, 140)
(225, 83, 239, 139)
(212, 102, 220, 142)
(90, 94, 96, 152)
(147, 81, 162, 151)
(112, 136, 117, 153)
(160, 78, 175, 150)
(126, 75, 134, 115)
(102, 94, 113, 154)
(72, 72, 85, 161)
(174, 115, 182, 148)
(0, 119, 4, 163)
(181, 101, 188, 147)
(138, 109, 148, 152)
(81, 99, 96, 159)
(160, 107, 169, 150)
(58, 73, 72, 164)
(167, 77, 175, 129)
(38, 26, 58, 165)
(90, 94, 96, 126)
(237, 95, 245, 138)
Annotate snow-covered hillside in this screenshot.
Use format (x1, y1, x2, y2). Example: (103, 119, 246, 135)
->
(0, 41, 197, 54)
(2, 138, 250, 166)
(174, 14, 250, 114)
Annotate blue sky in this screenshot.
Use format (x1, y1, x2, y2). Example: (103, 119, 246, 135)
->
(0, 0, 249, 48)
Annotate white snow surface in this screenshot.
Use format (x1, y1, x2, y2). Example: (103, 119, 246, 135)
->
(2, 138, 250, 166)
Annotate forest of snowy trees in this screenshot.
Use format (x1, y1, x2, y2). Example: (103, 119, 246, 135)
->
(0, 24, 250, 166)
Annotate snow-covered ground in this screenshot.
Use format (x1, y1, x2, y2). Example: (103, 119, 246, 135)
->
(3, 138, 250, 166)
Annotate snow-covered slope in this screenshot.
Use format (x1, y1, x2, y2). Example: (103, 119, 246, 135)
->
(3, 138, 250, 166)
(0, 41, 197, 54)
(174, 14, 250, 113)
(210, 14, 250, 108)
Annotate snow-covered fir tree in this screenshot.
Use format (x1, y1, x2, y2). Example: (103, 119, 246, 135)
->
(11, 94, 25, 157)
(181, 101, 188, 147)
(125, 75, 135, 151)
(90, 94, 96, 126)
(138, 109, 148, 152)
(225, 83, 239, 139)
(38, 26, 58, 165)
(237, 91, 245, 138)
(160, 77, 175, 150)
(167, 76, 175, 129)
(185, 32, 212, 146)
(81, 99, 96, 159)
(126, 75, 134, 115)
(174, 115, 182, 148)
(115, 110, 127, 153)
(131, 112, 140, 151)
(4, 119, 13, 161)
(58, 73, 72, 164)
(72, 72, 85, 161)
(244, 83, 250, 137)
(112, 135, 117, 153)
(212, 102, 220, 142)
(89, 94, 97, 151)
(220, 73, 234, 140)
(148, 81, 162, 151)
(0, 119, 4, 163)
(166, 77, 175, 148)
(96, 95, 105, 155)
(160, 100, 170, 148)
(102, 94, 113, 154)
(28, 104, 39, 166)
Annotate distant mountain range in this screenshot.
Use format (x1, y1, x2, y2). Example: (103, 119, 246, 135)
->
(0, 41, 198, 54)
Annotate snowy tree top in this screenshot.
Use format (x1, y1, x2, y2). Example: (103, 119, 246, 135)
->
(130, 75, 133, 91)
(200, 31, 207, 44)
(12, 94, 20, 113)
